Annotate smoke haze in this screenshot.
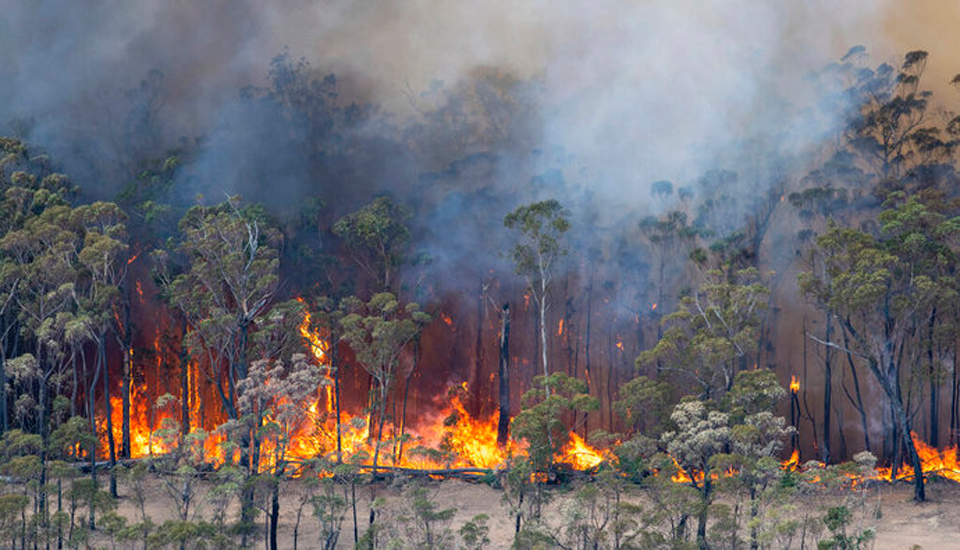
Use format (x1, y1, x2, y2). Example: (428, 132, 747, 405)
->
(6, 0, 947, 204)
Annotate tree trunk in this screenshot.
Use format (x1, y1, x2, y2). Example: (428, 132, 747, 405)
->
(951, 345, 958, 446)
(372, 383, 389, 475)
(88, 346, 101, 530)
(37, 344, 48, 522)
(584, 273, 594, 432)
(0, 352, 7, 435)
(891, 390, 925, 501)
(841, 324, 871, 453)
(397, 339, 419, 464)
(822, 312, 833, 464)
(333, 330, 342, 463)
(474, 278, 484, 417)
(927, 308, 938, 448)
(497, 304, 511, 447)
(121, 345, 132, 459)
(100, 338, 118, 498)
(179, 325, 190, 437)
(269, 477, 280, 550)
(696, 475, 712, 549)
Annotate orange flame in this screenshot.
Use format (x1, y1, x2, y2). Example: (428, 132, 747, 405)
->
(98, 303, 607, 477)
(557, 318, 564, 337)
(560, 432, 603, 470)
(790, 376, 800, 393)
(875, 433, 960, 483)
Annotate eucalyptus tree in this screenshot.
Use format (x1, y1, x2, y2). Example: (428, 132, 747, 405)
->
(333, 196, 412, 294)
(504, 199, 570, 387)
(154, 197, 282, 539)
(638, 266, 768, 400)
(72, 202, 132, 497)
(156, 198, 281, 424)
(798, 193, 959, 502)
(339, 292, 430, 474)
(0, 203, 83, 518)
(234, 353, 322, 550)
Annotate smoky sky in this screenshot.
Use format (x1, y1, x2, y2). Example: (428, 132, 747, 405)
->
(4, 0, 956, 216)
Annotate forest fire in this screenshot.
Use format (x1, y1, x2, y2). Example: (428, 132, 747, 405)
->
(7, 4, 960, 546)
(94, 301, 960, 495)
(560, 432, 603, 470)
(95, 306, 608, 475)
(875, 434, 960, 484)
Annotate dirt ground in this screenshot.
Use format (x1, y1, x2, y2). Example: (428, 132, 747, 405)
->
(98, 475, 960, 549)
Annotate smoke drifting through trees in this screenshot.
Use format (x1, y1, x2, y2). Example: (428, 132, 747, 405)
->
(2, 0, 960, 468)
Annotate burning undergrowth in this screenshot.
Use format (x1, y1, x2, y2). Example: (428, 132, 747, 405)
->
(92, 297, 960, 492)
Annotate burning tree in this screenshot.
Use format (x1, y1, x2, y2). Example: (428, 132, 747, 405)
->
(154, 197, 284, 536)
(504, 199, 570, 388)
(339, 292, 430, 474)
(799, 202, 951, 502)
(233, 353, 322, 550)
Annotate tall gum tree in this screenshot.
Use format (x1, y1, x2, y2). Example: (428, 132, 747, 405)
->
(154, 197, 282, 540)
(504, 199, 570, 391)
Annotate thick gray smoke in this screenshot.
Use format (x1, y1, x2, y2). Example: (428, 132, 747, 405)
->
(0, 0, 909, 203)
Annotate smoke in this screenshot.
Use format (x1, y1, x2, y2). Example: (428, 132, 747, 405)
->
(0, 0, 913, 197)
(1, 0, 943, 286)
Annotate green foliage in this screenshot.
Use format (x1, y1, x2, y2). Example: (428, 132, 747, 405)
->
(459, 513, 490, 550)
(333, 196, 412, 292)
(639, 267, 768, 399)
(511, 373, 599, 474)
(817, 506, 875, 550)
(395, 483, 457, 549)
(340, 292, 430, 471)
(661, 400, 729, 486)
(614, 375, 671, 438)
(503, 199, 570, 278)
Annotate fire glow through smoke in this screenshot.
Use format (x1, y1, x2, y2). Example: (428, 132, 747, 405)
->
(97, 305, 960, 487)
(98, 305, 602, 474)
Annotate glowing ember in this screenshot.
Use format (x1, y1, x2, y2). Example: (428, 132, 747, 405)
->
(557, 319, 564, 337)
(651, 302, 658, 311)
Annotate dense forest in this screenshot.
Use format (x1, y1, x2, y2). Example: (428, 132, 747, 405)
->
(3, 3, 960, 548)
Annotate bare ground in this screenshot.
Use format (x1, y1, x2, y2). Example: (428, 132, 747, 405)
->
(91, 475, 960, 549)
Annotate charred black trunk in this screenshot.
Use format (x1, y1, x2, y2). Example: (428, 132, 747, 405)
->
(497, 303, 511, 447)
(269, 478, 280, 550)
(928, 308, 938, 448)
